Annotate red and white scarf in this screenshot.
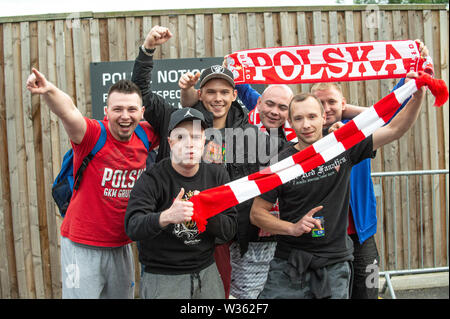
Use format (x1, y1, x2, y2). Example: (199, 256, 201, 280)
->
(190, 72, 447, 232)
(227, 40, 433, 85)
(248, 107, 298, 143)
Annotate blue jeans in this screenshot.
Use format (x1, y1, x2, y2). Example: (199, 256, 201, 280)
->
(259, 257, 352, 299)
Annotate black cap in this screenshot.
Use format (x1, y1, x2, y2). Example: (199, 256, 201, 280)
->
(168, 108, 208, 133)
(199, 65, 235, 88)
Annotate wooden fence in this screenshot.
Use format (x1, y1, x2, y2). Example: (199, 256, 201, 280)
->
(0, 5, 448, 298)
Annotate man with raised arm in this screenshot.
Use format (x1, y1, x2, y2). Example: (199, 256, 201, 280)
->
(131, 25, 284, 298)
(250, 73, 425, 298)
(26, 69, 159, 298)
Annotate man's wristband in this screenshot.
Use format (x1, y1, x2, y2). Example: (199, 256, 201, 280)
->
(141, 45, 156, 56)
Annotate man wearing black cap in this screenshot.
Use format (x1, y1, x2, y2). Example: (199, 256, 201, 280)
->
(131, 26, 284, 298)
(125, 108, 237, 299)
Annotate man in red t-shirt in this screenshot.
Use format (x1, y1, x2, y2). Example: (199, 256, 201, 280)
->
(26, 69, 159, 298)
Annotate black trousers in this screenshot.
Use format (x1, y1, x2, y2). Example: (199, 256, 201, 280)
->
(350, 234, 380, 299)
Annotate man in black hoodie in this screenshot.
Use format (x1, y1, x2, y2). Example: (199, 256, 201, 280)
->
(131, 25, 284, 298)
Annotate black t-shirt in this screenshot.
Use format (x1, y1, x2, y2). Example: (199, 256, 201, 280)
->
(260, 136, 375, 261)
(125, 158, 237, 274)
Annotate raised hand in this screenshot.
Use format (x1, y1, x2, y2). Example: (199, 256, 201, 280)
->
(26, 68, 52, 95)
(328, 121, 344, 134)
(178, 72, 201, 90)
(143, 25, 173, 50)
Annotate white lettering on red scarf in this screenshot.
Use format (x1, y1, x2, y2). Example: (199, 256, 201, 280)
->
(227, 40, 432, 85)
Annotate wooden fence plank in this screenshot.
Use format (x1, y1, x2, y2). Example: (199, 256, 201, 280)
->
(38, 20, 60, 298)
(185, 15, 196, 58)
(406, 9, 424, 269)
(420, 9, 437, 268)
(159, 16, 170, 58)
(344, 11, 358, 105)
(73, 21, 87, 116)
(439, 10, 449, 266)
(142, 16, 153, 57)
(229, 14, 240, 53)
(234, 13, 246, 53)
(0, 23, 16, 299)
(379, 10, 404, 269)
(263, 12, 274, 48)
(55, 20, 70, 157)
(82, 19, 94, 117)
(168, 16, 178, 59)
(213, 14, 223, 57)
(4, 22, 29, 298)
(296, 12, 309, 94)
(46, 20, 63, 297)
(328, 11, 338, 44)
(16, 22, 36, 298)
(20, 21, 45, 299)
(126, 17, 136, 60)
(427, 10, 445, 267)
(246, 12, 257, 50)
(194, 14, 205, 58)
(89, 19, 101, 63)
(178, 15, 188, 58)
(0, 150, 11, 298)
(280, 12, 297, 94)
(27, 20, 53, 299)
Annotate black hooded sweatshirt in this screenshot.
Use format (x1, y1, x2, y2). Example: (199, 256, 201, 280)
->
(131, 47, 286, 254)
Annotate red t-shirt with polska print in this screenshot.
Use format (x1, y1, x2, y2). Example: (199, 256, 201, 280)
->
(60, 118, 159, 247)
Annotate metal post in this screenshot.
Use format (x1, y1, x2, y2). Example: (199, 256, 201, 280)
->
(406, 176, 410, 270)
(393, 176, 397, 269)
(384, 273, 396, 299)
(432, 174, 436, 267)
(379, 176, 384, 271)
(420, 177, 424, 269)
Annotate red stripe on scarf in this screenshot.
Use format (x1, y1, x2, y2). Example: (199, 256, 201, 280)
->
(255, 173, 283, 195)
(373, 93, 402, 123)
(190, 70, 448, 233)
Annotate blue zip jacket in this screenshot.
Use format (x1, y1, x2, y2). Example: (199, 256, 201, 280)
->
(348, 78, 409, 243)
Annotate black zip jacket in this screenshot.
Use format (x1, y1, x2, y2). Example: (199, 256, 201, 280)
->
(131, 47, 287, 255)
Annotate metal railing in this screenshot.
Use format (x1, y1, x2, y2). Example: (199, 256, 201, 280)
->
(379, 266, 449, 299)
(371, 169, 449, 299)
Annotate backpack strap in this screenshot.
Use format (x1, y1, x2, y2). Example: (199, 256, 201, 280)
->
(134, 123, 150, 151)
(91, 120, 108, 155)
(73, 120, 107, 190)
